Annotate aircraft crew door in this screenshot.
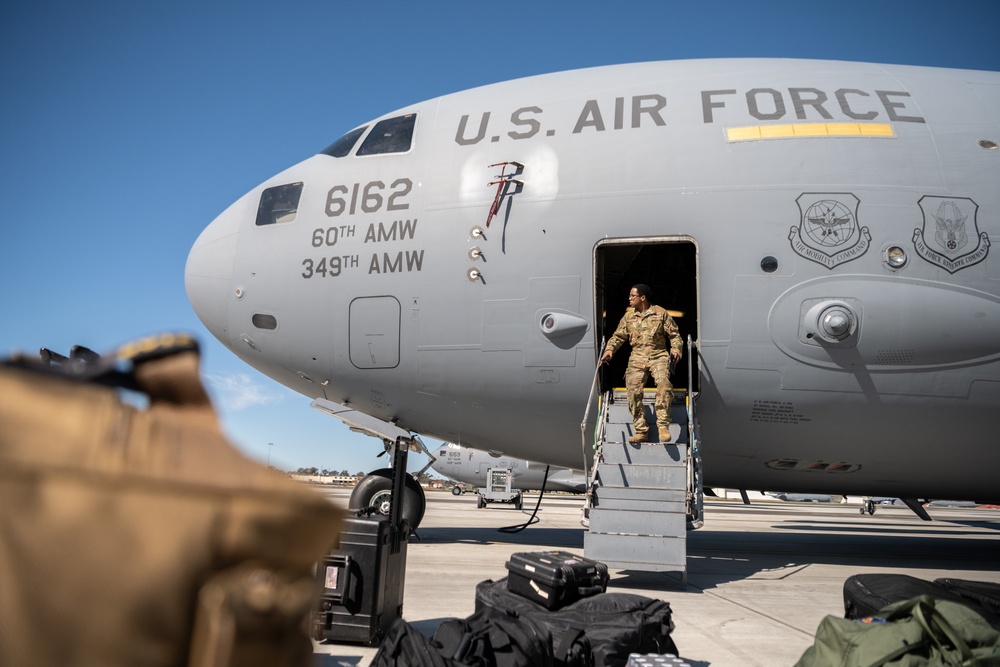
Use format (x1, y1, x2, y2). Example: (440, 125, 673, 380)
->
(594, 239, 700, 399)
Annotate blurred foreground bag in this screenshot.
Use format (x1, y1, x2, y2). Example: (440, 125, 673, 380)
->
(0, 335, 342, 667)
(795, 595, 1000, 667)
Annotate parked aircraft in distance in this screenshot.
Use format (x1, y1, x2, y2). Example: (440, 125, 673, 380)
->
(768, 492, 834, 503)
(186, 58, 1000, 529)
(431, 442, 587, 495)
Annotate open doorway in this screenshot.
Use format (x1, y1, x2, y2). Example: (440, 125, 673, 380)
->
(595, 239, 699, 396)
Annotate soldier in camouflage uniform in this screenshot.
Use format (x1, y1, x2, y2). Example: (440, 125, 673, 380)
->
(600, 284, 683, 443)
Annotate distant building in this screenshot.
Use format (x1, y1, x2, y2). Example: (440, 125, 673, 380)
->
(291, 473, 364, 486)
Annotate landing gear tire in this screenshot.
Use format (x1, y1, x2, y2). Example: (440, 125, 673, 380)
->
(515, 492, 523, 511)
(451, 486, 462, 496)
(477, 494, 485, 509)
(860, 499, 876, 516)
(349, 468, 427, 530)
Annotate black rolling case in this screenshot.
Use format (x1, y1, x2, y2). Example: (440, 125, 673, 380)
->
(312, 514, 408, 645)
(844, 573, 957, 619)
(505, 550, 609, 610)
(935, 578, 1000, 629)
(844, 573, 1000, 628)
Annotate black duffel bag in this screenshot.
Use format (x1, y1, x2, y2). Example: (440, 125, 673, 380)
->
(475, 577, 677, 667)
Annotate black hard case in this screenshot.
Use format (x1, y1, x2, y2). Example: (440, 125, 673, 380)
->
(505, 550, 609, 610)
(312, 515, 408, 645)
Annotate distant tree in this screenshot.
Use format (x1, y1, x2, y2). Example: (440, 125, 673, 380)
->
(355, 471, 364, 477)
(340, 469, 349, 476)
(295, 467, 319, 476)
(414, 472, 438, 485)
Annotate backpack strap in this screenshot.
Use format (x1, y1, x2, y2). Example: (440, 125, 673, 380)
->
(554, 627, 591, 666)
(6, 332, 214, 412)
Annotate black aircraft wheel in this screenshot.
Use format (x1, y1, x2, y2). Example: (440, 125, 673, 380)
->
(477, 494, 486, 509)
(451, 486, 462, 496)
(515, 492, 523, 511)
(349, 468, 426, 530)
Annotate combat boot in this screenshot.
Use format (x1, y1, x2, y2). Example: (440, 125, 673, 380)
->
(657, 424, 672, 443)
(628, 432, 648, 444)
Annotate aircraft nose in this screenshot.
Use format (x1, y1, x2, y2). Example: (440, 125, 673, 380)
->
(184, 197, 245, 343)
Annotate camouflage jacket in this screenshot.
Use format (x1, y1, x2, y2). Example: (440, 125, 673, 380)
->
(604, 305, 683, 358)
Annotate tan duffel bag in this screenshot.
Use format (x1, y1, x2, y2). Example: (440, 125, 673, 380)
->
(0, 334, 342, 667)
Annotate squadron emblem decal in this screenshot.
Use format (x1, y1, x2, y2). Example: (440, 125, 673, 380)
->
(789, 193, 870, 269)
(912, 196, 989, 273)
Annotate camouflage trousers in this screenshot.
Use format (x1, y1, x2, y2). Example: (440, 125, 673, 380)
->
(625, 350, 673, 436)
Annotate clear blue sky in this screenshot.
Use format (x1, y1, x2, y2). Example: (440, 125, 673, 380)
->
(2, 1, 998, 475)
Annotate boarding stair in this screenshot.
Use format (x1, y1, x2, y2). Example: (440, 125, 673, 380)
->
(583, 336, 703, 581)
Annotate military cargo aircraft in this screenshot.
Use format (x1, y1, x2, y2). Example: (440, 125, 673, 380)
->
(186, 58, 1000, 529)
(431, 442, 587, 499)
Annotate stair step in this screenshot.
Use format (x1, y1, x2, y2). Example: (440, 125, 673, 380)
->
(593, 496, 686, 513)
(596, 463, 687, 489)
(584, 532, 687, 571)
(604, 422, 686, 446)
(593, 485, 686, 503)
(600, 441, 687, 465)
(589, 507, 687, 535)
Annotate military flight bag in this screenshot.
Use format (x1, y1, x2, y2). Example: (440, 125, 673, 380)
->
(0, 334, 342, 667)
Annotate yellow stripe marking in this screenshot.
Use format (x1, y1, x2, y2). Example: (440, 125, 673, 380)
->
(726, 122, 895, 142)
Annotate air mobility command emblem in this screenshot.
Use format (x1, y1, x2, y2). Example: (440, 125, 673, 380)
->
(913, 196, 989, 273)
(790, 193, 870, 269)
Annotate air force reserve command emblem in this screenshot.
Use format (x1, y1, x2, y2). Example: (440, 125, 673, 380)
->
(913, 196, 990, 273)
(790, 193, 870, 269)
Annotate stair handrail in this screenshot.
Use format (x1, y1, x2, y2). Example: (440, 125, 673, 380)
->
(581, 339, 609, 511)
(686, 334, 704, 529)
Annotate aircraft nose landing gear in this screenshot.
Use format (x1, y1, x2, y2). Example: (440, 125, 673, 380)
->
(308, 398, 435, 531)
(349, 468, 426, 530)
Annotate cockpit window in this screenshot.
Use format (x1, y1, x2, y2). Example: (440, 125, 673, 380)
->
(356, 114, 416, 156)
(320, 126, 367, 158)
(255, 182, 303, 226)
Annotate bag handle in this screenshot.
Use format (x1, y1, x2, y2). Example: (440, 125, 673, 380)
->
(130, 340, 213, 409)
(911, 598, 974, 663)
(873, 596, 974, 667)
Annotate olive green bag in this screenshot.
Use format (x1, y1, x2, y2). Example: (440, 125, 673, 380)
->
(0, 335, 342, 667)
(796, 594, 1000, 667)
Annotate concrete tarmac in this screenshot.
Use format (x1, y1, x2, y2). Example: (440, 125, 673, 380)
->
(312, 489, 1000, 667)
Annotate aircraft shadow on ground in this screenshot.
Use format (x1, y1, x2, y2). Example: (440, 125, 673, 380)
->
(409, 505, 1000, 597)
(414, 522, 1000, 593)
(673, 527, 1000, 591)
(413, 526, 585, 549)
(774, 518, 1000, 536)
